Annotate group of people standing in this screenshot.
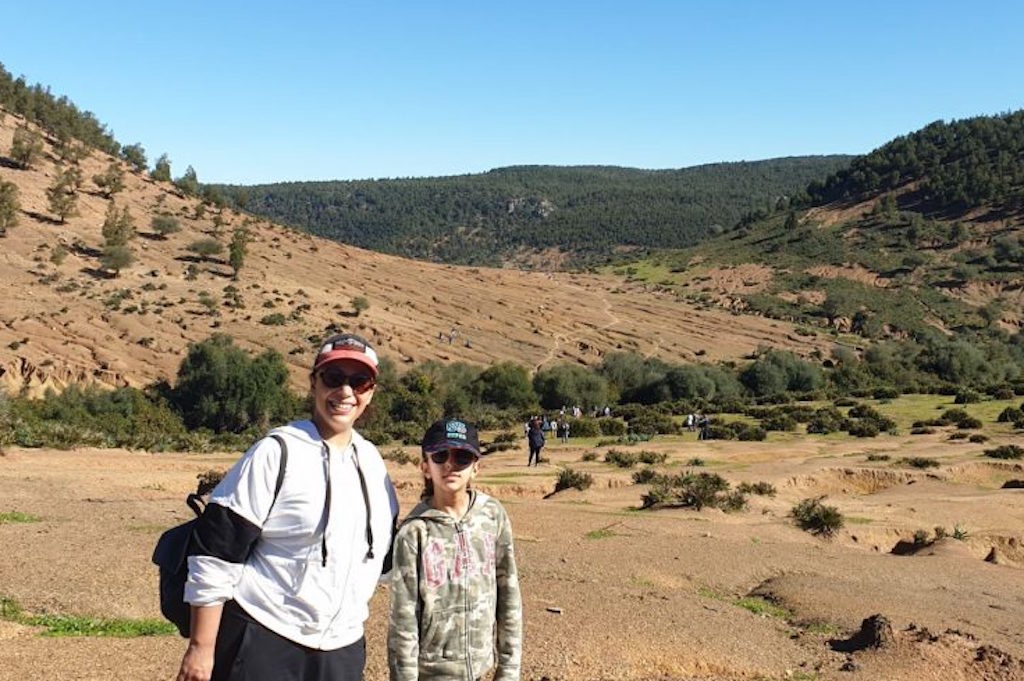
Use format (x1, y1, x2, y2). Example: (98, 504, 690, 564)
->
(176, 333, 521, 681)
(523, 414, 572, 466)
(685, 412, 714, 440)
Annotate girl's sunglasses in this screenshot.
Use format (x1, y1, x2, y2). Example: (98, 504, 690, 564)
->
(427, 449, 477, 468)
(318, 367, 376, 394)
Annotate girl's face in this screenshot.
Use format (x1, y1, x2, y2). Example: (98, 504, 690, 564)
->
(421, 448, 479, 497)
(309, 359, 375, 441)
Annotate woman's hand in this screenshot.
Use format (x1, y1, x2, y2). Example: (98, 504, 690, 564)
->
(176, 641, 215, 681)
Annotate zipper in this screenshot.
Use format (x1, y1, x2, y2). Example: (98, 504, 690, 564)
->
(457, 521, 473, 680)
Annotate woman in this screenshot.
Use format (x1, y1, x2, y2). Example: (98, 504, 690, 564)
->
(176, 333, 399, 681)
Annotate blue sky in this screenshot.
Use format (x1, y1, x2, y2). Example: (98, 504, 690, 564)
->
(2, 1, 1022, 185)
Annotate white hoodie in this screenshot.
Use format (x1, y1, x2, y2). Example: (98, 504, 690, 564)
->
(185, 420, 398, 650)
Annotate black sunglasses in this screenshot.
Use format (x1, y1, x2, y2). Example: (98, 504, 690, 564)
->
(318, 367, 376, 394)
(427, 449, 478, 468)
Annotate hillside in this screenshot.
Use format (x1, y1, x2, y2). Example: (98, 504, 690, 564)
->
(615, 110, 1024, 345)
(221, 158, 851, 267)
(0, 108, 839, 397)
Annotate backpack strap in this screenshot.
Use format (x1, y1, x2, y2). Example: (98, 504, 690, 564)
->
(266, 433, 289, 518)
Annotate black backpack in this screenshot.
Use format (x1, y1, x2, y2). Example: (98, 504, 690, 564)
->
(152, 434, 288, 637)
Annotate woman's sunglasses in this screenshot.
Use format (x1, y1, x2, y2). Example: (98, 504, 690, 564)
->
(318, 367, 376, 394)
(427, 449, 478, 468)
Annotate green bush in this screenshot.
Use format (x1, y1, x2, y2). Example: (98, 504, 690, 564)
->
(260, 313, 287, 326)
(604, 449, 638, 468)
(984, 445, 1023, 460)
(636, 450, 668, 465)
(737, 481, 777, 496)
(997, 407, 1024, 423)
(792, 497, 844, 537)
(569, 416, 602, 437)
(632, 467, 659, 484)
(598, 418, 627, 436)
(902, 456, 940, 469)
(555, 467, 594, 492)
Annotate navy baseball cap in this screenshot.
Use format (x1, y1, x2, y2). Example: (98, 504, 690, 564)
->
(421, 418, 481, 457)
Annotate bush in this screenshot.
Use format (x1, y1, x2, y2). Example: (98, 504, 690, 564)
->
(581, 451, 598, 462)
(902, 456, 940, 469)
(910, 426, 935, 435)
(737, 481, 777, 496)
(997, 407, 1023, 423)
(632, 467, 659, 484)
(984, 445, 1024, 460)
(569, 416, 602, 438)
(873, 386, 900, 399)
(598, 418, 627, 436)
(954, 389, 981, 404)
(605, 449, 638, 468)
(866, 453, 891, 462)
(956, 416, 983, 430)
(627, 411, 678, 435)
(636, 450, 668, 465)
(760, 413, 797, 431)
(847, 421, 879, 438)
(260, 313, 287, 326)
(555, 467, 594, 492)
(792, 497, 844, 536)
(968, 434, 988, 443)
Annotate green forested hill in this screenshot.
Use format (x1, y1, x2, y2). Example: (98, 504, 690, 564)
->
(806, 109, 1024, 213)
(222, 157, 851, 266)
(628, 109, 1024, 349)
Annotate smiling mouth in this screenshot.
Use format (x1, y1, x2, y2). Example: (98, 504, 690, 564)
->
(327, 398, 355, 413)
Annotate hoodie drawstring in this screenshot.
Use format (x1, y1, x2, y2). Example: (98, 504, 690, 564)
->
(320, 441, 374, 567)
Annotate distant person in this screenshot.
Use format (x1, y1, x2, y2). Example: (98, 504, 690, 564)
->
(549, 418, 558, 438)
(603, 406, 611, 417)
(176, 333, 399, 681)
(527, 419, 546, 466)
(388, 418, 522, 681)
(559, 419, 570, 444)
(686, 413, 695, 432)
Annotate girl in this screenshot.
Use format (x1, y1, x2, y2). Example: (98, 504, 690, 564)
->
(388, 418, 522, 681)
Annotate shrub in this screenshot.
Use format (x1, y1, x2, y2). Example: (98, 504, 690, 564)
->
(676, 472, 731, 510)
(555, 467, 594, 492)
(760, 413, 797, 431)
(792, 497, 844, 537)
(632, 467, 660, 484)
(910, 427, 935, 435)
(598, 418, 627, 436)
(902, 457, 940, 469)
(260, 313, 287, 326)
(636, 450, 668, 465)
(954, 389, 981, 404)
(718, 490, 748, 513)
(956, 416, 983, 430)
(686, 457, 706, 467)
(866, 453, 891, 462)
(491, 431, 519, 444)
(581, 451, 597, 462)
(873, 386, 900, 399)
(627, 411, 678, 435)
(968, 434, 988, 444)
(997, 407, 1024, 423)
(847, 421, 879, 438)
(737, 481, 777, 496)
(605, 449, 638, 468)
(984, 445, 1024, 460)
(569, 416, 602, 438)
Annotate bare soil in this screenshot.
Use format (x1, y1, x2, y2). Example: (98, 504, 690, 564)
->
(1, 429, 1022, 680)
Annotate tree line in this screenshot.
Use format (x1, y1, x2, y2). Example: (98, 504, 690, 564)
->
(4, 329, 1024, 453)
(217, 158, 851, 267)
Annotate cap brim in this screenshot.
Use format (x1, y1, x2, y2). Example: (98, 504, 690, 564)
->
(423, 440, 481, 457)
(313, 349, 379, 375)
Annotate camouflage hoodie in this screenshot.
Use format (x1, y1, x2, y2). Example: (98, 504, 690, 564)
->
(388, 490, 522, 681)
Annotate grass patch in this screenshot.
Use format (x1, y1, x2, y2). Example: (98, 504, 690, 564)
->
(734, 596, 791, 619)
(697, 585, 727, 600)
(0, 596, 175, 637)
(845, 516, 874, 525)
(0, 511, 42, 524)
(585, 528, 617, 540)
(801, 621, 843, 636)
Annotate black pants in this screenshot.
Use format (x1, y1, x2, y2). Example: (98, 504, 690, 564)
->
(213, 601, 366, 681)
(528, 446, 542, 466)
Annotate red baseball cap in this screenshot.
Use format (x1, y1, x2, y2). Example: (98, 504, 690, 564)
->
(313, 333, 379, 375)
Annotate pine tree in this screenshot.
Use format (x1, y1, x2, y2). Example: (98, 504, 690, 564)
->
(100, 243, 134, 276)
(101, 202, 136, 246)
(0, 180, 19, 236)
(120, 143, 147, 173)
(152, 154, 172, 182)
(10, 126, 44, 169)
(229, 228, 249, 279)
(46, 169, 79, 223)
(93, 162, 125, 198)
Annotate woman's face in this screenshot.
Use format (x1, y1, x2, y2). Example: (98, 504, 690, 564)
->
(309, 359, 375, 442)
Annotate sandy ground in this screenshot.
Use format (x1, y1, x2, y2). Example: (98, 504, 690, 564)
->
(1, 427, 1022, 681)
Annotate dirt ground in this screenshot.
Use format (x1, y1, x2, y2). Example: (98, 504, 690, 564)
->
(1, 428, 1022, 681)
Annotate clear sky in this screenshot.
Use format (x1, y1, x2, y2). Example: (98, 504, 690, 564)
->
(2, 1, 1022, 185)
